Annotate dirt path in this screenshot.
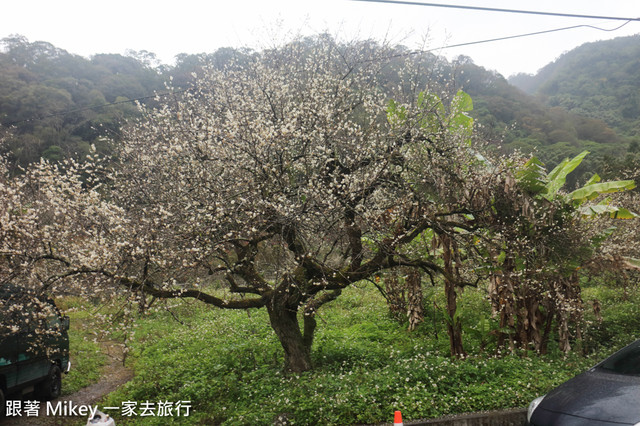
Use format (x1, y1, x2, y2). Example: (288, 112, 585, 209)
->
(3, 342, 133, 426)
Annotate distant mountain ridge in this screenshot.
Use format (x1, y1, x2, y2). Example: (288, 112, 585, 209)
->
(509, 34, 640, 139)
(0, 34, 636, 186)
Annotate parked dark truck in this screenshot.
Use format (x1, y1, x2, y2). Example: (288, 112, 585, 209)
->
(0, 283, 70, 414)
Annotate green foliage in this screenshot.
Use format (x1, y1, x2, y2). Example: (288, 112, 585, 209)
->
(1, 33, 634, 188)
(387, 89, 473, 140)
(508, 34, 640, 187)
(456, 51, 631, 186)
(545, 150, 589, 200)
(579, 203, 638, 219)
(513, 35, 640, 139)
(63, 327, 106, 395)
(59, 308, 108, 395)
(570, 180, 636, 203)
(386, 98, 407, 126)
(515, 157, 548, 193)
(449, 90, 474, 142)
(0, 35, 164, 167)
(515, 151, 636, 216)
(93, 284, 634, 425)
(581, 286, 640, 354)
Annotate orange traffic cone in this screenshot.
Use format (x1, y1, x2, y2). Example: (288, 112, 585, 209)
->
(394, 410, 403, 426)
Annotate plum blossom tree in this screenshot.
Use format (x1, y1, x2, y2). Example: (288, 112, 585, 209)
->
(0, 149, 127, 347)
(3, 38, 638, 372)
(106, 38, 496, 371)
(0, 37, 505, 371)
(0, 155, 113, 289)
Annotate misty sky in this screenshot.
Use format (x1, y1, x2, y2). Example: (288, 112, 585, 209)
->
(1, 0, 638, 77)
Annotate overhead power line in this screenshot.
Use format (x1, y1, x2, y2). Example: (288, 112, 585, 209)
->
(350, 0, 640, 22)
(0, 14, 635, 128)
(426, 21, 634, 53)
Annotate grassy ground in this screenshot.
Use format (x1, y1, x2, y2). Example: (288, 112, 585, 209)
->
(74, 280, 639, 426)
(54, 297, 108, 395)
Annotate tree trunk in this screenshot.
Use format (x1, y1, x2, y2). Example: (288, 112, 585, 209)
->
(442, 234, 466, 357)
(540, 310, 554, 355)
(489, 258, 516, 352)
(407, 268, 424, 331)
(445, 276, 465, 356)
(557, 309, 571, 353)
(385, 270, 406, 321)
(267, 303, 313, 373)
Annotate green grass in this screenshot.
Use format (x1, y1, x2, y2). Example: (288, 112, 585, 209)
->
(581, 283, 640, 352)
(62, 327, 106, 395)
(90, 282, 640, 425)
(55, 297, 109, 395)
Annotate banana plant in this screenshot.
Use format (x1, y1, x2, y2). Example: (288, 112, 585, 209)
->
(517, 150, 636, 214)
(516, 150, 638, 269)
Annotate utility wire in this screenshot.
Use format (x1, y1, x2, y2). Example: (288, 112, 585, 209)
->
(426, 20, 634, 53)
(1, 17, 635, 128)
(359, 19, 634, 67)
(350, 0, 640, 22)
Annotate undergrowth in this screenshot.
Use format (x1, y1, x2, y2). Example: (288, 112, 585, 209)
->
(55, 297, 107, 395)
(92, 282, 640, 425)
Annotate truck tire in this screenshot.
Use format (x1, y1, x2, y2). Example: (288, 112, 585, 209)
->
(37, 364, 62, 400)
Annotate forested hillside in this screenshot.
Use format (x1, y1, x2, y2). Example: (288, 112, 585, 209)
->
(0, 34, 637, 187)
(509, 34, 640, 184)
(0, 35, 259, 170)
(453, 58, 622, 186)
(510, 34, 640, 141)
(0, 35, 166, 167)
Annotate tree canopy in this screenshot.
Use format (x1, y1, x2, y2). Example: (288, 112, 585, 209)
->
(1, 37, 508, 371)
(1, 34, 636, 185)
(1, 35, 638, 373)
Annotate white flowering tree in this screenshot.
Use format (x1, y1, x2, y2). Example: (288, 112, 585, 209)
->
(3, 39, 637, 371)
(2, 37, 495, 372)
(0, 151, 127, 354)
(111, 38, 489, 372)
